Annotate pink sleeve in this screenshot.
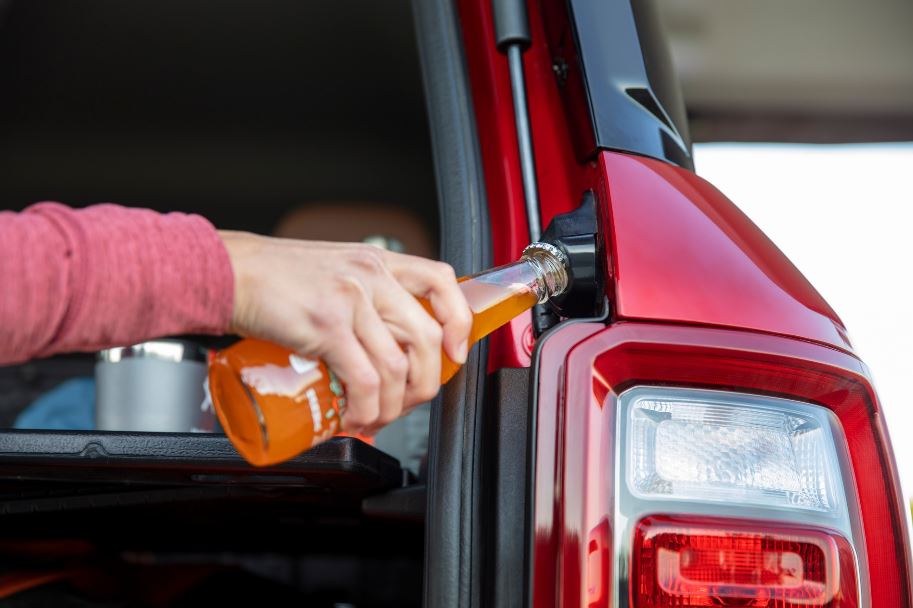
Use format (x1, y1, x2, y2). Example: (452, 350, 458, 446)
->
(0, 202, 234, 365)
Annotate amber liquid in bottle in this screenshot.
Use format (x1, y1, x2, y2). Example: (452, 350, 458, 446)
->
(209, 244, 568, 466)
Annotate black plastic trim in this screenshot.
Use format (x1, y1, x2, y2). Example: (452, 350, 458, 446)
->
(0, 433, 402, 490)
(566, 0, 693, 169)
(411, 0, 492, 606)
(480, 367, 530, 608)
(541, 191, 603, 320)
(362, 484, 427, 521)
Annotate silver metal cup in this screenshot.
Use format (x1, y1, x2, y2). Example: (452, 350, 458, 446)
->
(95, 340, 217, 432)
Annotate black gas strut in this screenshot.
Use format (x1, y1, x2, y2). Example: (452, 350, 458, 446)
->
(493, 0, 541, 242)
(493, 0, 603, 334)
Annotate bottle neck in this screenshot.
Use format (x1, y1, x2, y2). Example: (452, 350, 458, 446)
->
(465, 243, 569, 306)
(521, 243, 570, 303)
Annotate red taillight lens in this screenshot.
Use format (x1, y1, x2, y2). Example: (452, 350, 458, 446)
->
(633, 516, 858, 608)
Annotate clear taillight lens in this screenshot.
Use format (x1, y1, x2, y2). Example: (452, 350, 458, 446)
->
(625, 388, 843, 513)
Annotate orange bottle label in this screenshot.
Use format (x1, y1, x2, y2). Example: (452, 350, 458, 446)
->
(209, 339, 343, 466)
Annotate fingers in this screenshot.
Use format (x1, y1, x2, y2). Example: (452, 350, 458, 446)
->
(314, 306, 380, 434)
(383, 254, 473, 366)
(230, 239, 471, 438)
(373, 281, 444, 407)
(352, 296, 409, 435)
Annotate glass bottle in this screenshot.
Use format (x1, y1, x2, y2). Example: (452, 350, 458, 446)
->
(208, 242, 569, 466)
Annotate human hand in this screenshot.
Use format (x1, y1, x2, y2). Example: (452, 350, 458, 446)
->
(218, 232, 472, 434)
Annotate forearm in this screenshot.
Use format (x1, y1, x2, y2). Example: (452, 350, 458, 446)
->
(0, 202, 234, 365)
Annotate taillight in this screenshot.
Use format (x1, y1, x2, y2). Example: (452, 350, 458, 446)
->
(530, 323, 912, 608)
(618, 386, 863, 607)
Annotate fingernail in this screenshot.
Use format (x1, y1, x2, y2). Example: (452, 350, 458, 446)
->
(456, 339, 469, 364)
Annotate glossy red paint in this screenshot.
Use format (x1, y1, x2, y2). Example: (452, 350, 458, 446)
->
(457, 0, 593, 372)
(531, 322, 911, 608)
(597, 151, 853, 353)
(458, 0, 852, 368)
(530, 322, 605, 608)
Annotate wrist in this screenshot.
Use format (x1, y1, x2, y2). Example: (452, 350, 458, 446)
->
(218, 230, 257, 336)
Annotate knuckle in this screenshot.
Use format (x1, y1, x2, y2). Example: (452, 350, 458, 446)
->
(456, 302, 473, 327)
(384, 351, 409, 376)
(309, 308, 349, 335)
(434, 261, 458, 282)
(349, 248, 385, 274)
(424, 320, 444, 345)
(352, 369, 381, 394)
(333, 275, 368, 299)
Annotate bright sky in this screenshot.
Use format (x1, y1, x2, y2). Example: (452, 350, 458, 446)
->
(693, 142, 913, 501)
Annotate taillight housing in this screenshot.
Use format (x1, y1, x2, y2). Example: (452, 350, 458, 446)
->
(530, 323, 912, 608)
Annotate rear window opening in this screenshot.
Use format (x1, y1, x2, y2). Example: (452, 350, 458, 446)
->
(0, 1, 434, 605)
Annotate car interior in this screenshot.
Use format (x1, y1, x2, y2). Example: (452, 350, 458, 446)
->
(0, 0, 435, 605)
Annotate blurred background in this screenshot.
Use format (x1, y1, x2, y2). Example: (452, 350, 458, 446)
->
(654, 0, 913, 507)
(0, 0, 439, 238)
(658, 0, 913, 143)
